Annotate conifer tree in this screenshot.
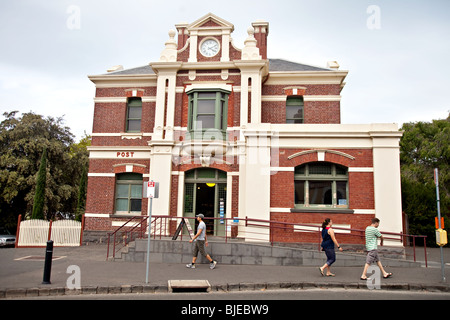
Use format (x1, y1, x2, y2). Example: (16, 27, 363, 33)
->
(31, 148, 47, 219)
(75, 166, 87, 221)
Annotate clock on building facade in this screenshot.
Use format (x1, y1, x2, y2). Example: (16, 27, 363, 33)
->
(200, 38, 220, 57)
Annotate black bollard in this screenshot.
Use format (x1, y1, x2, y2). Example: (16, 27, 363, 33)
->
(42, 240, 53, 284)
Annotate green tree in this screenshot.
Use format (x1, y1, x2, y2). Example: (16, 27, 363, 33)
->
(0, 111, 90, 228)
(75, 166, 87, 221)
(400, 115, 450, 245)
(71, 132, 91, 221)
(31, 148, 47, 219)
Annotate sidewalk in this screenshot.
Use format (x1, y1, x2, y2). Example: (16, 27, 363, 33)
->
(1, 244, 449, 298)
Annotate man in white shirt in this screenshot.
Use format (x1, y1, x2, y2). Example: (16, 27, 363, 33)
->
(186, 214, 217, 269)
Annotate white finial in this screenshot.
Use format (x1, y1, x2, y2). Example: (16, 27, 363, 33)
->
(242, 26, 261, 60)
(159, 29, 178, 62)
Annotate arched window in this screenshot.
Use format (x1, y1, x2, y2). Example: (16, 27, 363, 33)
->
(115, 173, 143, 214)
(294, 162, 348, 208)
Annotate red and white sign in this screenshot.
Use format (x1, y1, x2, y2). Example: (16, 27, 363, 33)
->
(145, 181, 159, 198)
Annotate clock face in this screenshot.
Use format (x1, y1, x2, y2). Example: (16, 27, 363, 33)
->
(200, 39, 220, 57)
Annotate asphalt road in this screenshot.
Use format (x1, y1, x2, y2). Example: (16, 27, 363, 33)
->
(14, 287, 450, 300)
(5, 288, 448, 319)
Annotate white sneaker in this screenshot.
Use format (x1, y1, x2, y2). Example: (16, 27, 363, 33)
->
(210, 261, 217, 269)
(186, 263, 196, 269)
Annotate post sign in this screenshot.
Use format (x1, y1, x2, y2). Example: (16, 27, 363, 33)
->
(143, 181, 159, 198)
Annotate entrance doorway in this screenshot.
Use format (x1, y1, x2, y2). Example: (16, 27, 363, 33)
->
(184, 168, 227, 236)
(196, 183, 215, 234)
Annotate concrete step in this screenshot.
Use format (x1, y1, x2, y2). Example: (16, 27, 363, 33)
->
(114, 238, 421, 268)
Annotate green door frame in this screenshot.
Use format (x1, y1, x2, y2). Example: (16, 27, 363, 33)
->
(183, 168, 227, 236)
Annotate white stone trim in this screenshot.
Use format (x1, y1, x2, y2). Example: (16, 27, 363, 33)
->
(353, 209, 376, 214)
(84, 213, 110, 218)
(270, 167, 294, 172)
(87, 173, 115, 177)
(294, 223, 351, 234)
(270, 207, 291, 212)
(185, 83, 233, 93)
(348, 167, 374, 172)
(261, 95, 341, 102)
(93, 96, 157, 103)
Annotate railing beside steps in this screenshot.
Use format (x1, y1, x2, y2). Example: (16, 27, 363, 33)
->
(106, 216, 149, 260)
(106, 215, 428, 266)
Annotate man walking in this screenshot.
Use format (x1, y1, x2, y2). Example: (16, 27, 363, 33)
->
(360, 218, 393, 280)
(186, 214, 217, 269)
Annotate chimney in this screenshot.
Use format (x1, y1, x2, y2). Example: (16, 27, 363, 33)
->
(251, 20, 269, 60)
(175, 22, 189, 50)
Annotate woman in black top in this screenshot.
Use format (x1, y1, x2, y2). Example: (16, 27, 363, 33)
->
(319, 218, 343, 276)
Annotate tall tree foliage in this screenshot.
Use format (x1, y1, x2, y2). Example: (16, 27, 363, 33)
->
(0, 111, 90, 228)
(400, 115, 449, 245)
(31, 148, 47, 219)
(76, 166, 87, 221)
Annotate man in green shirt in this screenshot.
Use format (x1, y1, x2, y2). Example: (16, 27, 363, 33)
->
(360, 218, 393, 280)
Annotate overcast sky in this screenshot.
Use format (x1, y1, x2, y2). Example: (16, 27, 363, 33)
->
(1, 0, 449, 140)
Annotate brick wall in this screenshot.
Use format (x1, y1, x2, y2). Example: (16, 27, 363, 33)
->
(92, 87, 155, 141)
(262, 84, 342, 96)
(92, 102, 127, 133)
(262, 84, 342, 124)
(304, 101, 340, 124)
(270, 171, 294, 208)
(85, 176, 115, 216)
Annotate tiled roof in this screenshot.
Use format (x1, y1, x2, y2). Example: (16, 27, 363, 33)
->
(102, 65, 154, 75)
(101, 59, 330, 76)
(268, 59, 330, 72)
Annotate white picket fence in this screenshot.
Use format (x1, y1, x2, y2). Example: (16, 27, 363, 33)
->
(17, 219, 50, 247)
(16, 219, 82, 247)
(51, 220, 83, 247)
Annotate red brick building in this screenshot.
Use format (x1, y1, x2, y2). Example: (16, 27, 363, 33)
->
(85, 13, 403, 245)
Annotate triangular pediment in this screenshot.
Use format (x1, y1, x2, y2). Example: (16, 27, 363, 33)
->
(188, 13, 234, 31)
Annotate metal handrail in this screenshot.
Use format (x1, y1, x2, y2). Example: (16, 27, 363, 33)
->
(243, 216, 428, 267)
(106, 215, 149, 260)
(106, 215, 428, 266)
